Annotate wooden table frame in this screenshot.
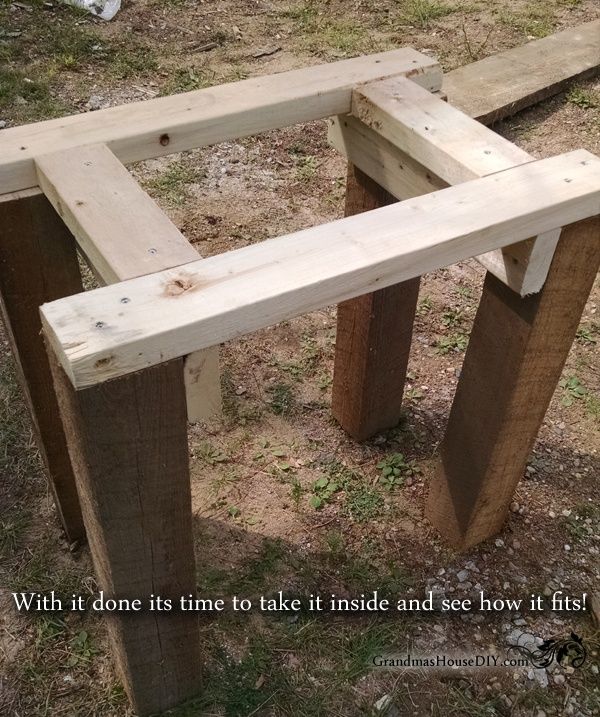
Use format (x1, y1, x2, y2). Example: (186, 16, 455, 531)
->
(1, 43, 599, 715)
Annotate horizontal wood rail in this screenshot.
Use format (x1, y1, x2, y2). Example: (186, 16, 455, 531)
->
(41, 149, 600, 389)
(331, 76, 563, 295)
(35, 143, 221, 421)
(0, 48, 441, 195)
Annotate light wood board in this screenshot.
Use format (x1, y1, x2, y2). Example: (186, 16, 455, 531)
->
(345, 76, 563, 294)
(41, 150, 600, 389)
(444, 19, 600, 124)
(35, 143, 221, 421)
(0, 48, 441, 195)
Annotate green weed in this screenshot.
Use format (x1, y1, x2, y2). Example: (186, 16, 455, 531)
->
(417, 295, 433, 315)
(162, 68, 214, 95)
(67, 630, 98, 667)
(441, 308, 464, 327)
(559, 375, 587, 406)
(266, 383, 296, 416)
(195, 440, 229, 466)
(576, 325, 597, 344)
(435, 333, 468, 354)
(144, 162, 204, 207)
(310, 475, 340, 509)
(377, 453, 418, 491)
(345, 486, 384, 522)
(567, 87, 599, 110)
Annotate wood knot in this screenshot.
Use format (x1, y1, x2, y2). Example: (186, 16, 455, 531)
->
(164, 273, 199, 296)
(94, 355, 114, 369)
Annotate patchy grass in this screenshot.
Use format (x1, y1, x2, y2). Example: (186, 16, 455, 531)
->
(0, 357, 43, 490)
(496, 4, 557, 38)
(0, 67, 68, 123)
(447, 685, 505, 715)
(568, 86, 600, 109)
(585, 393, 600, 421)
(564, 502, 600, 543)
(161, 67, 215, 95)
(346, 485, 385, 522)
(144, 161, 205, 207)
(109, 39, 159, 79)
(0, 509, 29, 560)
(398, 0, 458, 27)
(281, 2, 373, 56)
(266, 382, 296, 416)
(275, 335, 324, 380)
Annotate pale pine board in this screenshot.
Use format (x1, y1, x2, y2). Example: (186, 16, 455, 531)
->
(353, 76, 533, 184)
(348, 76, 562, 294)
(41, 150, 600, 389)
(329, 114, 560, 293)
(0, 48, 441, 195)
(444, 19, 600, 124)
(35, 143, 221, 421)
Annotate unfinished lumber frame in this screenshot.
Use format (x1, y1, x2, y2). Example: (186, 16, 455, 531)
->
(0, 37, 599, 715)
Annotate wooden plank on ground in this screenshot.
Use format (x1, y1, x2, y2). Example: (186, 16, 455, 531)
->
(0, 190, 85, 542)
(35, 143, 221, 422)
(444, 19, 600, 125)
(426, 217, 600, 549)
(331, 164, 420, 440)
(40, 149, 600, 389)
(0, 48, 441, 195)
(49, 356, 201, 714)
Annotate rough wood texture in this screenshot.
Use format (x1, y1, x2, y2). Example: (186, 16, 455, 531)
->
(426, 217, 600, 549)
(48, 356, 201, 715)
(0, 48, 441, 194)
(35, 143, 221, 423)
(40, 150, 600, 389)
(0, 189, 85, 542)
(444, 20, 600, 125)
(332, 164, 419, 439)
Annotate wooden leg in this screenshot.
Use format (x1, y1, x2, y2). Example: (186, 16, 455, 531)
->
(426, 218, 600, 550)
(48, 356, 201, 715)
(0, 189, 85, 542)
(332, 163, 420, 440)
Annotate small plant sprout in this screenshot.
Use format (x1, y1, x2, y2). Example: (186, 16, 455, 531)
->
(567, 87, 599, 110)
(195, 440, 229, 466)
(417, 295, 433, 315)
(559, 375, 587, 406)
(310, 475, 340, 509)
(435, 333, 468, 354)
(576, 325, 597, 344)
(441, 308, 464, 327)
(377, 453, 419, 490)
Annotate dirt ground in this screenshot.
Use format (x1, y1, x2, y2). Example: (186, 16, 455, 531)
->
(0, 0, 599, 715)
